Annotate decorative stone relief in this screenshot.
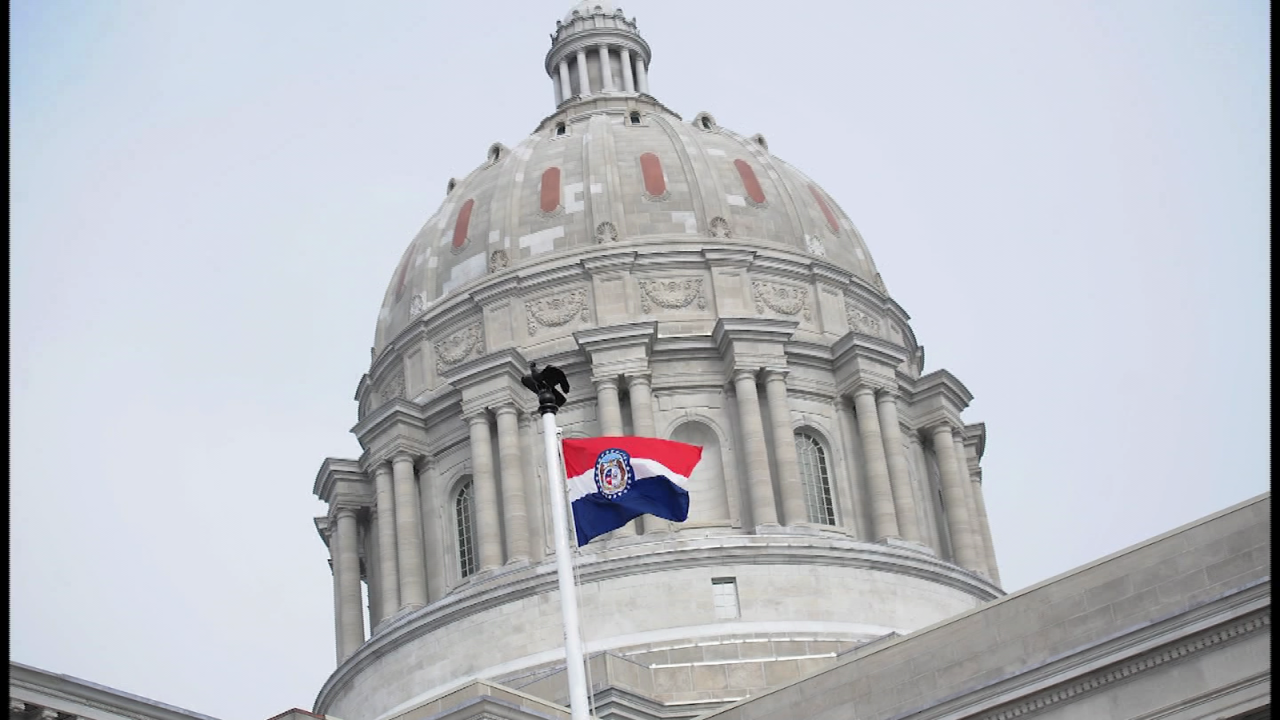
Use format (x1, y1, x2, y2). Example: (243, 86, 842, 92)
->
(752, 280, 812, 321)
(409, 293, 427, 318)
(595, 221, 618, 243)
(805, 234, 827, 257)
(434, 323, 485, 372)
(489, 250, 510, 272)
(638, 278, 707, 313)
(844, 298, 881, 334)
(525, 288, 590, 336)
(709, 217, 732, 239)
(379, 371, 406, 402)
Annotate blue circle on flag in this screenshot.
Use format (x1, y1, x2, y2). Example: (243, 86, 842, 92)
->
(594, 448, 635, 499)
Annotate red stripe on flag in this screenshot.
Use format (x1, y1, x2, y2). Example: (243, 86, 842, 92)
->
(562, 436, 702, 477)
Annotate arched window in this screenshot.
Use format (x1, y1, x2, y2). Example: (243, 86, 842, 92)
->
(629, 111, 641, 126)
(455, 479, 478, 578)
(795, 432, 836, 525)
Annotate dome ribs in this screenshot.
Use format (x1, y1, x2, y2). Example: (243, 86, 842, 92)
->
(639, 152, 666, 198)
(452, 199, 475, 250)
(809, 184, 841, 234)
(540, 167, 562, 213)
(734, 159, 767, 206)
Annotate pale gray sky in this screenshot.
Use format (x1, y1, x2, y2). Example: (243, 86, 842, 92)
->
(10, 1, 1269, 718)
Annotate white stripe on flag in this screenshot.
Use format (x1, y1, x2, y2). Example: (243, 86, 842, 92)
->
(565, 457, 691, 502)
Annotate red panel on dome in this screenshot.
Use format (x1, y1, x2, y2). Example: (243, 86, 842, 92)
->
(735, 160, 766, 205)
(640, 153, 666, 197)
(452, 199, 475, 249)
(809, 185, 840, 233)
(540, 167, 561, 213)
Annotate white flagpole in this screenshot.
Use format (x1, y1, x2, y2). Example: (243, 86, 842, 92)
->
(540, 406, 592, 720)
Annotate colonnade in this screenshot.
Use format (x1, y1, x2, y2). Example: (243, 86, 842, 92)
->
(552, 44, 649, 105)
(324, 372, 1000, 663)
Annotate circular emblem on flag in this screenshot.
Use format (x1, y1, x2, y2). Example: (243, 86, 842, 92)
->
(593, 448, 635, 499)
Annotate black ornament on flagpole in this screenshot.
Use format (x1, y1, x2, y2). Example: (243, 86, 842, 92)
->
(521, 361, 570, 416)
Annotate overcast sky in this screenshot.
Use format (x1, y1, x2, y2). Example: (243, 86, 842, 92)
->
(9, 1, 1269, 718)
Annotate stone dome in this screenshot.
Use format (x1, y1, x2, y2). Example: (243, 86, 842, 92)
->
(563, 0, 619, 22)
(372, 47, 883, 354)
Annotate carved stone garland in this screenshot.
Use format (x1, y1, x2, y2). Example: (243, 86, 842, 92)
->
(844, 298, 881, 335)
(752, 280, 812, 321)
(638, 278, 707, 314)
(409, 293, 427, 318)
(434, 323, 485, 372)
(526, 288, 590, 336)
(805, 234, 827, 257)
(489, 250, 510, 272)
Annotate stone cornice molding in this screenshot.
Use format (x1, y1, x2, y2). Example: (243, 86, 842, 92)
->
(313, 457, 370, 503)
(749, 255, 816, 284)
(313, 535, 1002, 713)
(963, 422, 988, 460)
(581, 251, 638, 275)
(437, 347, 530, 391)
(10, 662, 221, 720)
(924, 583, 1272, 720)
(908, 370, 975, 431)
(314, 516, 332, 545)
(712, 317, 799, 374)
(701, 247, 756, 268)
(469, 275, 522, 305)
(350, 399, 428, 452)
(361, 435, 431, 474)
(832, 332, 909, 397)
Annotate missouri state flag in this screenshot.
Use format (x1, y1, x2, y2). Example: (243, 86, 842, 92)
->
(561, 436, 703, 546)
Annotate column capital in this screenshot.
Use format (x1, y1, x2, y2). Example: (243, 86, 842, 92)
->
(415, 453, 437, 474)
(852, 384, 879, 399)
(391, 451, 416, 466)
(625, 372, 652, 387)
(334, 505, 359, 522)
(876, 386, 901, 403)
(762, 367, 790, 382)
(462, 407, 491, 425)
(372, 461, 393, 477)
(493, 403, 519, 418)
(731, 367, 758, 384)
(593, 376, 620, 391)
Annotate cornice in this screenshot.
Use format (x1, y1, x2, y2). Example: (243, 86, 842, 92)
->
(913, 368, 976, 408)
(574, 320, 658, 354)
(436, 346, 531, 392)
(312, 457, 368, 500)
(831, 331, 911, 369)
(963, 422, 987, 460)
(10, 662, 219, 720)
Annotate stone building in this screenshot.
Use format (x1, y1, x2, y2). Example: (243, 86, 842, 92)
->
(310, 1, 1004, 717)
(9, 3, 1270, 720)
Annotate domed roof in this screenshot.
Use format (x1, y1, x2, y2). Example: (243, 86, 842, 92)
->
(372, 8, 885, 353)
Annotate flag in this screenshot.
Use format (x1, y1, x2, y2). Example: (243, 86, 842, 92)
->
(561, 436, 703, 546)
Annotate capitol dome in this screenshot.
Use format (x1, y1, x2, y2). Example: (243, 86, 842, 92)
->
(314, 5, 1002, 720)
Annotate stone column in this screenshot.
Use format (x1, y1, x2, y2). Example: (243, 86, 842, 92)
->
(333, 507, 365, 661)
(732, 369, 778, 526)
(834, 397, 867, 540)
(970, 472, 1002, 585)
(595, 378, 625, 435)
(391, 453, 427, 609)
(619, 48, 635, 92)
(558, 59, 573, 101)
(417, 457, 445, 603)
(365, 514, 382, 627)
(519, 409, 547, 561)
(552, 76, 563, 106)
(952, 442, 990, 578)
(495, 405, 531, 562)
(876, 389, 922, 543)
(576, 49, 591, 97)
(467, 412, 503, 571)
(763, 370, 807, 525)
(930, 424, 981, 571)
(634, 56, 649, 94)
(627, 374, 657, 437)
(598, 44, 615, 91)
(372, 462, 401, 618)
(852, 386, 899, 540)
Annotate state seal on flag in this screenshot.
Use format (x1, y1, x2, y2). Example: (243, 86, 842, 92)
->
(593, 448, 634, 499)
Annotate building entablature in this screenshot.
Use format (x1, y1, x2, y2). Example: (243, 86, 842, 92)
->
(905, 369, 975, 432)
(963, 422, 987, 462)
(313, 457, 370, 503)
(712, 317, 798, 374)
(351, 399, 429, 460)
(574, 320, 658, 380)
(437, 347, 534, 418)
(831, 332, 909, 395)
